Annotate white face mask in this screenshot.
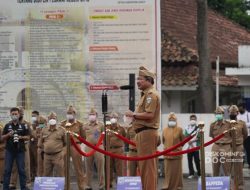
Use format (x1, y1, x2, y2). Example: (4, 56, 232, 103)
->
(168, 121, 176, 127)
(66, 114, 74, 121)
(190, 120, 197, 126)
(89, 115, 97, 122)
(123, 115, 133, 125)
(49, 119, 57, 126)
(31, 116, 37, 124)
(110, 118, 117, 124)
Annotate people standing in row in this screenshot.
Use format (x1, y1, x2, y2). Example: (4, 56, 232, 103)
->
(184, 114, 200, 179)
(229, 105, 248, 190)
(125, 66, 160, 190)
(162, 112, 184, 190)
(61, 105, 86, 190)
(237, 102, 250, 169)
(83, 108, 104, 190)
(38, 112, 65, 177)
(1, 107, 30, 190)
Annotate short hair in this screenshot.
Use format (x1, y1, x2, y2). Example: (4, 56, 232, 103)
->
(10, 107, 20, 113)
(144, 76, 154, 85)
(190, 114, 197, 119)
(32, 110, 39, 115)
(238, 102, 246, 109)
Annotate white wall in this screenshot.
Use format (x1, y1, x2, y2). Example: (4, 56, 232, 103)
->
(159, 113, 215, 175)
(161, 91, 181, 113)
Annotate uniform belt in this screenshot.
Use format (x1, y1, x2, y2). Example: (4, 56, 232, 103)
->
(135, 127, 157, 134)
(215, 142, 231, 145)
(110, 146, 122, 149)
(129, 148, 137, 152)
(45, 151, 62, 155)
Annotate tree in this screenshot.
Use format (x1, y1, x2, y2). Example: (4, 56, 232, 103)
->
(208, 0, 250, 29)
(197, 0, 214, 113)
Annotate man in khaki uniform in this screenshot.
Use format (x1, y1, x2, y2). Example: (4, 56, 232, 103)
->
(61, 105, 86, 190)
(30, 110, 39, 181)
(125, 66, 160, 190)
(36, 116, 47, 177)
(126, 125, 138, 176)
(38, 112, 65, 177)
(209, 106, 232, 176)
(10, 106, 32, 189)
(228, 105, 248, 190)
(83, 108, 104, 190)
(107, 112, 126, 187)
(0, 123, 5, 183)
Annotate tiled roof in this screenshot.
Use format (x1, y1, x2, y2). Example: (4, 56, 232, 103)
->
(162, 65, 238, 87)
(161, 0, 250, 65)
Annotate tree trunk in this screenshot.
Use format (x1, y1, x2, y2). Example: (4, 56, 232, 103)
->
(197, 0, 214, 113)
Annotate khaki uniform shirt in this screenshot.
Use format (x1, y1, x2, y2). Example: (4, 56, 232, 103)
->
(38, 126, 65, 154)
(133, 86, 160, 130)
(126, 126, 136, 150)
(83, 121, 103, 145)
(107, 124, 126, 148)
(162, 126, 184, 159)
(61, 120, 85, 143)
(233, 120, 248, 145)
(209, 120, 232, 144)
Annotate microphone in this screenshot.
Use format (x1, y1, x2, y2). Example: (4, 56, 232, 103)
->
(120, 85, 134, 90)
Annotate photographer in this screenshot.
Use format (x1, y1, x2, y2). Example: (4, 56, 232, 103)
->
(1, 107, 30, 190)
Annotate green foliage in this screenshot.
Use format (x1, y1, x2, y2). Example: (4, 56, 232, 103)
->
(208, 0, 250, 29)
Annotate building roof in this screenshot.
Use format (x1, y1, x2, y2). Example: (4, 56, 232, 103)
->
(161, 0, 250, 65)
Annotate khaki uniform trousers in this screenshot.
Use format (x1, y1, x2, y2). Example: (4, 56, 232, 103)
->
(136, 129, 158, 190)
(44, 151, 64, 177)
(128, 150, 138, 176)
(231, 144, 244, 190)
(0, 150, 4, 182)
(85, 145, 104, 189)
(211, 144, 232, 176)
(37, 148, 44, 176)
(29, 141, 37, 181)
(10, 143, 31, 187)
(65, 145, 86, 190)
(109, 147, 124, 184)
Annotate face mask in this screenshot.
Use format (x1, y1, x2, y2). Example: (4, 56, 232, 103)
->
(38, 124, 46, 128)
(49, 119, 57, 126)
(66, 114, 74, 121)
(229, 115, 237, 120)
(168, 121, 176, 127)
(11, 115, 19, 122)
(215, 114, 223, 121)
(123, 115, 133, 125)
(89, 115, 97, 122)
(190, 120, 196, 126)
(31, 116, 37, 124)
(110, 118, 117, 124)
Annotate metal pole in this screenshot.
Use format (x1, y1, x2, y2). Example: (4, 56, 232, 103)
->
(199, 122, 206, 190)
(65, 131, 70, 190)
(230, 120, 238, 190)
(129, 73, 135, 111)
(216, 56, 220, 107)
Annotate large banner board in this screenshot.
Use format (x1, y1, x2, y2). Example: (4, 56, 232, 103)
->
(0, 0, 161, 122)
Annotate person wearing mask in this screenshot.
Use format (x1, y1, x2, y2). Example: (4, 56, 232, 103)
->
(36, 116, 47, 177)
(184, 114, 200, 179)
(9, 106, 32, 189)
(83, 108, 104, 190)
(125, 66, 160, 190)
(209, 106, 231, 176)
(107, 111, 126, 188)
(38, 112, 65, 177)
(61, 105, 86, 190)
(1, 107, 30, 190)
(229, 105, 248, 190)
(237, 102, 250, 169)
(161, 112, 184, 190)
(29, 110, 39, 181)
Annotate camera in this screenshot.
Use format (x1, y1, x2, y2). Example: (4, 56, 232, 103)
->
(13, 131, 19, 143)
